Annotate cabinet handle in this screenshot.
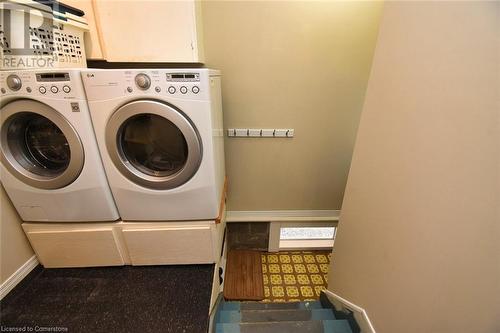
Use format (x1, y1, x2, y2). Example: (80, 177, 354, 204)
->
(218, 267, 224, 285)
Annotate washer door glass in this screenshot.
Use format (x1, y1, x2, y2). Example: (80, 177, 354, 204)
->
(0, 100, 85, 190)
(120, 114, 188, 177)
(8, 112, 71, 177)
(106, 100, 202, 190)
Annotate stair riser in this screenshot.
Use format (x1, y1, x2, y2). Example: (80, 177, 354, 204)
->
(219, 309, 335, 323)
(222, 301, 323, 311)
(215, 320, 353, 333)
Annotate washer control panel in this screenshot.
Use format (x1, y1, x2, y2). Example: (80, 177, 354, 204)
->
(0, 71, 78, 99)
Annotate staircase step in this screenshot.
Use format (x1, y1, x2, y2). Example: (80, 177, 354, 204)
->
(218, 309, 335, 323)
(222, 301, 323, 311)
(215, 320, 353, 333)
(323, 320, 355, 333)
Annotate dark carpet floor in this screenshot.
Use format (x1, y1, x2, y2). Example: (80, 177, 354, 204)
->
(0, 264, 214, 333)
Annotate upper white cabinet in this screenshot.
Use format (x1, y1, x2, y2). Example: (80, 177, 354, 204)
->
(91, 0, 204, 62)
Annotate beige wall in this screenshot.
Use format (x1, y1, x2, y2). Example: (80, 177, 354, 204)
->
(329, 2, 500, 333)
(202, 1, 383, 210)
(0, 185, 34, 284)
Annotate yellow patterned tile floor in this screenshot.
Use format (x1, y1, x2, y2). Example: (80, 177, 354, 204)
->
(261, 251, 332, 303)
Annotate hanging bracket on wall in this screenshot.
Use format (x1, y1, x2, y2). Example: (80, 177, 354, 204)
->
(227, 129, 294, 138)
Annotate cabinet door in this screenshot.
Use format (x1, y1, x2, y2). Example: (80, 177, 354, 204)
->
(122, 226, 215, 265)
(24, 227, 124, 268)
(63, 0, 105, 59)
(92, 0, 203, 62)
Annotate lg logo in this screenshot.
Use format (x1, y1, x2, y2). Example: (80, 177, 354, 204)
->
(86, 74, 95, 78)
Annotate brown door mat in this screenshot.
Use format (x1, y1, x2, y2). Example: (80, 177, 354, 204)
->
(224, 250, 264, 301)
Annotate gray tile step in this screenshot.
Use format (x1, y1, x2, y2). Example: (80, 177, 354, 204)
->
(222, 301, 323, 311)
(215, 320, 353, 333)
(219, 309, 335, 323)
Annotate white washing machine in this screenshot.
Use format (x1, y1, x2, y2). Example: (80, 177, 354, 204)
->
(81, 69, 225, 221)
(0, 69, 119, 222)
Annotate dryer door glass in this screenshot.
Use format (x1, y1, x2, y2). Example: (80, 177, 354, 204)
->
(120, 114, 188, 177)
(106, 100, 202, 190)
(6, 112, 71, 177)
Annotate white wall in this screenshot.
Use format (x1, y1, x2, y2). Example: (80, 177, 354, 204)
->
(329, 2, 500, 333)
(202, 1, 383, 210)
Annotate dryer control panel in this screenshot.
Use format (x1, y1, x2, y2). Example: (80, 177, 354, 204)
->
(81, 69, 219, 102)
(0, 71, 81, 99)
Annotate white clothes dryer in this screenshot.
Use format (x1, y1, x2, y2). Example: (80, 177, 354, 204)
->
(81, 69, 225, 221)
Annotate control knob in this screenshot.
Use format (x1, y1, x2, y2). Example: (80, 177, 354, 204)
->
(6, 75, 22, 91)
(135, 73, 151, 90)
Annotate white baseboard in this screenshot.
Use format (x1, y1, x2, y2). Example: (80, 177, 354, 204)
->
(226, 210, 340, 222)
(323, 289, 376, 333)
(0, 255, 39, 300)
